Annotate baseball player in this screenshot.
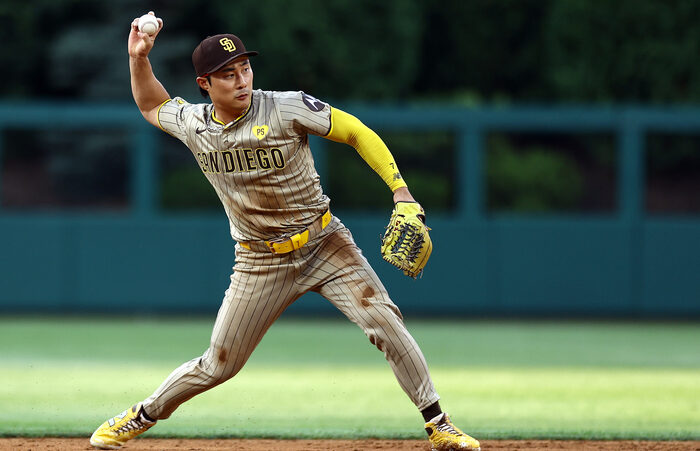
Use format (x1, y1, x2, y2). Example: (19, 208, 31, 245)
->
(90, 12, 480, 451)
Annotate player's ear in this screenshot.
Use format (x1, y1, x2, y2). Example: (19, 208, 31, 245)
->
(196, 76, 210, 98)
(196, 76, 210, 91)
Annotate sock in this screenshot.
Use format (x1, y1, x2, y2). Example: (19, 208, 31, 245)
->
(140, 408, 156, 423)
(421, 401, 442, 423)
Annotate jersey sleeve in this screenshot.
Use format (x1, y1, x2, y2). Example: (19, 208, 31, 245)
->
(277, 91, 332, 137)
(156, 97, 196, 143)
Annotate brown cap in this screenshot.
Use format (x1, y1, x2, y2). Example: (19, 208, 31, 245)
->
(192, 34, 258, 77)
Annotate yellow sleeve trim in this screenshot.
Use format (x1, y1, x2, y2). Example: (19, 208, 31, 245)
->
(156, 98, 173, 133)
(325, 108, 407, 192)
(326, 107, 336, 137)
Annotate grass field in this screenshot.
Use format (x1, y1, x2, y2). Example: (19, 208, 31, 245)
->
(0, 317, 698, 440)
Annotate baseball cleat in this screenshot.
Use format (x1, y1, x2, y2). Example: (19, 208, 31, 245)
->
(90, 402, 156, 449)
(425, 412, 480, 451)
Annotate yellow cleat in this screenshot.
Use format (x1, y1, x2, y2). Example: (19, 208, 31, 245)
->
(90, 403, 156, 449)
(425, 412, 480, 451)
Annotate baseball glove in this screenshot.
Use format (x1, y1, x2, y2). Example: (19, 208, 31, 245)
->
(380, 202, 433, 278)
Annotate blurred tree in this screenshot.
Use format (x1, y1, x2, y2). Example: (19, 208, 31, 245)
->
(6, 0, 700, 104)
(546, 0, 700, 103)
(3, 0, 700, 213)
(1, 0, 225, 100)
(417, 0, 552, 103)
(48, 3, 198, 100)
(487, 137, 584, 213)
(0, 1, 50, 98)
(211, 0, 423, 100)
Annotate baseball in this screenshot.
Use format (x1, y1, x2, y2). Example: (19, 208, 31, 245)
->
(138, 14, 159, 36)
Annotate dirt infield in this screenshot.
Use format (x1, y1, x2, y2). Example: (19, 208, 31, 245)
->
(3, 438, 700, 450)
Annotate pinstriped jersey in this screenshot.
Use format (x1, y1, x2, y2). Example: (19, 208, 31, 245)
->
(158, 90, 332, 242)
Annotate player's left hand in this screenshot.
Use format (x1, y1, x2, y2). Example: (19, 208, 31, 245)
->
(380, 202, 433, 278)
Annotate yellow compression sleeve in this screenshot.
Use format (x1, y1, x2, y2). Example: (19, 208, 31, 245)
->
(324, 108, 408, 192)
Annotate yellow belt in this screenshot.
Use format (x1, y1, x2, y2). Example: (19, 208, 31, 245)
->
(240, 210, 332, 254)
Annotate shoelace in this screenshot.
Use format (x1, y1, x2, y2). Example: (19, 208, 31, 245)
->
(435, 419, 466, 436)
(114, 415, 151, 434)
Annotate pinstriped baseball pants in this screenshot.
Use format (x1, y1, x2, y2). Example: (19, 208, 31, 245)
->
(142, 218, 440, 419)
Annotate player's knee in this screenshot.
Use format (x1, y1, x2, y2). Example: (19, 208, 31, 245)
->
(199, 348, 240, 383)
(362, 310, 410, 358)
(371, 299, 403, 321)
(364, 303, 405, 333)
(358, 292, 403, 319)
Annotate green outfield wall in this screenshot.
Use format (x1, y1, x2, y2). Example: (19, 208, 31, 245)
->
(0, 104, 698, 317)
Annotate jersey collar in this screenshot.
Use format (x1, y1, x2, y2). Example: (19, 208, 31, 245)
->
(211, 92, 254, 129)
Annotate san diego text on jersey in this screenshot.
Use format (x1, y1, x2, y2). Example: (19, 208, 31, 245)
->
(195, 147, 286, 174)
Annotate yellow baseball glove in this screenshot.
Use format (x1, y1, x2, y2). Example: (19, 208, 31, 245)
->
(380, 202, 433, 278)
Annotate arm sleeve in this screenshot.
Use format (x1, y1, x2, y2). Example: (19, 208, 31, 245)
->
(324, 107, 408, 192)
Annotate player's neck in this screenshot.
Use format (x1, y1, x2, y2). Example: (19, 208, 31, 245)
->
(212, 101, 251, 125)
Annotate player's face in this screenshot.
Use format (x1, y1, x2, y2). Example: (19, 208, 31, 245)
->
(203, 58, 253, 117)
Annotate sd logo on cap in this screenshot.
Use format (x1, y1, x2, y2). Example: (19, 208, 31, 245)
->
(192, 34, 259, 77)
(219, 38, 236, 52)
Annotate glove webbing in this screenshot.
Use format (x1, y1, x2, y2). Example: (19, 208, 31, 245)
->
(391, 222, 425, 264)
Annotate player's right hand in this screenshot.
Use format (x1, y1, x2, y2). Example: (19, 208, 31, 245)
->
(128, 11, 163, 58)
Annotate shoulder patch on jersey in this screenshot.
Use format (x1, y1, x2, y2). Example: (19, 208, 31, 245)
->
(252, 125, 269, 139)
(301, 92, 327, 112)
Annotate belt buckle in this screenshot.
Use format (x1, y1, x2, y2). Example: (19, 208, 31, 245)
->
(265, 238, 289, 254)
(264, 211, 329, 255)
(267, 230, 309, 254)
(265, 241, 280, 254)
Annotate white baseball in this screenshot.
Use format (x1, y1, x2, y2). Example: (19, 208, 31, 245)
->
(138, 14, 159, 36)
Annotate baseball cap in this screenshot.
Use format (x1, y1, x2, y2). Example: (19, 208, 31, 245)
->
(192, 34, 259, 77)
